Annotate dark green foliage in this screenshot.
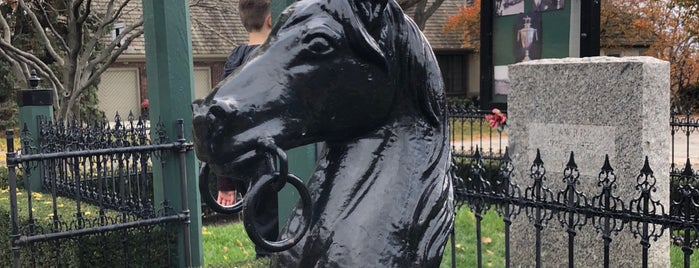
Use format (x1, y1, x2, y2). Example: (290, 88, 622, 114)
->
(675, 82, 699, 112)
(447, 96, 479, 110)
(453, 157, 508, 196)
(0, 56, 18, 130)
(0, 166, 7, 189)
(79, 83, 102, 120)
(0, 167, 22, 190)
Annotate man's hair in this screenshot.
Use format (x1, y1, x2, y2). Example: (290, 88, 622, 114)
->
(238, 0, 270, 32)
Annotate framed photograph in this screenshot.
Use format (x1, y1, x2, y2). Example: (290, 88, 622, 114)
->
(514, 12, 542, 63)
(496, 0, 524, 16)
(533, 0, 565, 12)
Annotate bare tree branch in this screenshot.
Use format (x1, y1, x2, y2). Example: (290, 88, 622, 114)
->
(397, 0, 423, 10)
(0, 38, 64, 93)
(17, 0, 65, 67)
(424, 0, 445, 22)
(0, 7, 11, 42)
(36, 1, 69, 52)
(78, 0, 94, 24)
(83, 18, 144, 90)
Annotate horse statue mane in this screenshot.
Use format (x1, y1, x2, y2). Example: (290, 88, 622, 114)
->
(192, 0, 454, 266)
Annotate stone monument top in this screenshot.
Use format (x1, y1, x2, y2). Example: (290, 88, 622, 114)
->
(507, 56, 670, 267)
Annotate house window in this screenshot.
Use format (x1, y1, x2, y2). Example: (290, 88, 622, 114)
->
(112, 22, 125, 47)
(436, 53, 469, 96)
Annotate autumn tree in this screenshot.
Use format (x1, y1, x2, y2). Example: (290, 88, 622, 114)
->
(603, 0, 699, 95)
(442, 0, 480, 50)
(444, 0, 699, 101)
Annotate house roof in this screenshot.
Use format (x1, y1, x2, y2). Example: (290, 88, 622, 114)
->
(404, 0, 468, 51)
(112, 0, 247, 58)
(114, 0, 467, 59)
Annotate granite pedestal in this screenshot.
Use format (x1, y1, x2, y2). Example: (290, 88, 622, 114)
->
(508, 56, 670, 267)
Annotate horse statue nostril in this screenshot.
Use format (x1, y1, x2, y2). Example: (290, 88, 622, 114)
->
(208, 100, 239, 120)
(209, 105, 231, 119)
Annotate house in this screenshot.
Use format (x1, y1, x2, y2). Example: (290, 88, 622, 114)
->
(407, 0, 481, 98)
(97, 1, 248, 118)
(96, 0, 476, 118)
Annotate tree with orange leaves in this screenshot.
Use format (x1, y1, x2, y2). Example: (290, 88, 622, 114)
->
(443, 0, 481, 50)
(444, 0, 699, 99)
(611, 0, 699, 97)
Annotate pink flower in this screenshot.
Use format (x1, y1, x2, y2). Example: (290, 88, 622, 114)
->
(485, 108, 506, 129)
(140, 99, 150, 109)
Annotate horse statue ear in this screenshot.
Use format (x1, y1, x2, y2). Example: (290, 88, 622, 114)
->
(351, 0, 389, 34)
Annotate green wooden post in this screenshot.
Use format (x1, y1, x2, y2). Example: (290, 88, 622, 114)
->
(17, 71, 53, 193)
(271, 0, 294, 21)
(140, 1, 203, 267)
(270, 0, 318, 232)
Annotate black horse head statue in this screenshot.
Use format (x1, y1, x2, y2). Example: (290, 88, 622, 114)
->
(192, 0, 453, 266)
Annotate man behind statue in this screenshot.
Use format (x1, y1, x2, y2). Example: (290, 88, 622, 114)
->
(216, 0, 276, 259)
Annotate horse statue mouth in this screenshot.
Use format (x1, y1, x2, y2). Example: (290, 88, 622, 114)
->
(198, 142, 270, 179)
(192, 100, 255, 177)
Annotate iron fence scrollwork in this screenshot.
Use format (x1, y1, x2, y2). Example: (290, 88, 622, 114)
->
(449, 103, 699, 268)
(6, 114, 192, 267)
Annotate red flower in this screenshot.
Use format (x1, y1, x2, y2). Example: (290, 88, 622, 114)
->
(485, 108, 506, 129)
(140, 99, 150, 109)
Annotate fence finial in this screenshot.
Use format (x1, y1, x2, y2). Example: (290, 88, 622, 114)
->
(29, 70, 40, 89)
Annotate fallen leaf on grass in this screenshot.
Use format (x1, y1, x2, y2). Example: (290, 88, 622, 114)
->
(482, 237, 492, 244)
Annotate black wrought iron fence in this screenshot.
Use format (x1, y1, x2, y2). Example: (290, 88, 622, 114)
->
(447, 101, 507, 160)
(452, 149, 696, 267)
(30, 113, 156, 215)
(4, 114, 191, 267)
(447, 103, 699, 267)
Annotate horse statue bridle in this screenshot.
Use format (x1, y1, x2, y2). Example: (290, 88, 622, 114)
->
(198, 138, 313, 252)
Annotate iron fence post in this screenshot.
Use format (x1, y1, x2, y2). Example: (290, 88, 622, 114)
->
(7, 130, 20, 268)
(176, 119, 192, 266)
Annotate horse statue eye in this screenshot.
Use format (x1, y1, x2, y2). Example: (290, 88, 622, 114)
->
(306, 35, 334, 55)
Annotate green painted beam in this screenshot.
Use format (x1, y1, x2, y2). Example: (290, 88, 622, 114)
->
(140, 1, 203, 267)
(271, 0, 295, 21)
(270, 0, 319, 233)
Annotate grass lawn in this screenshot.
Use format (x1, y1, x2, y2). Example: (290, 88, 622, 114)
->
(449, 120, 507, 142)
(0, 133, 20, 165)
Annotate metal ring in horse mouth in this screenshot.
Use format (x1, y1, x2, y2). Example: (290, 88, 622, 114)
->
(199, 163, 245, 214)
(243, 172, 313, 252)
(198, 139, 290, 215)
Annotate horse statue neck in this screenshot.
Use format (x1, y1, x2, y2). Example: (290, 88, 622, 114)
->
(276, 115, 451, 266)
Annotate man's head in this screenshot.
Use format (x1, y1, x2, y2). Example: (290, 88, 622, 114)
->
(239, 0, 271, 33)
